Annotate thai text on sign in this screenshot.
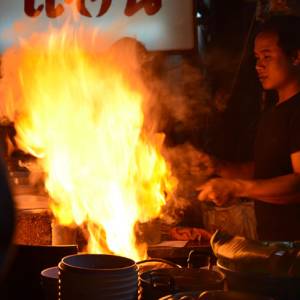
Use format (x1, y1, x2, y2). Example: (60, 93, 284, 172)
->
(24, 0, 162, 18)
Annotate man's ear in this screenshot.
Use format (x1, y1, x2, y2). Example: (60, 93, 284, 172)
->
(292, 50, 300, 66)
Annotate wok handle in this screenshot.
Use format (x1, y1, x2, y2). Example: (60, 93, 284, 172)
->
(187, 250, 212, 270)
(148, 270, 176, 292)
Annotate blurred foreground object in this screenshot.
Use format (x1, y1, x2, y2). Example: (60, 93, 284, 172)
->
(0, 158, 15, 281)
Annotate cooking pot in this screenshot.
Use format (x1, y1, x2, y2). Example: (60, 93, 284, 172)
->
(137, 258, 182, 273)
(159, 290, 274, 300)
(198, 290, 274, 300)
(217, 262, 300, 300)
(140, 267, 225, 300)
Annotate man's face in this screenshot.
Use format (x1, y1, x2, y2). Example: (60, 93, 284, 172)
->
(254, 32, 295, 90)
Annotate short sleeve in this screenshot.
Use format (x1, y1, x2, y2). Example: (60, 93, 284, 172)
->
(289, 106, 300, 153)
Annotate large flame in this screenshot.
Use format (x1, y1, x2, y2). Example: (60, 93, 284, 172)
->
(0, 25, 177, 260)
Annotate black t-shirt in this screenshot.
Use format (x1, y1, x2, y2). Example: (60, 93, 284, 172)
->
(254, 92, 300, 241)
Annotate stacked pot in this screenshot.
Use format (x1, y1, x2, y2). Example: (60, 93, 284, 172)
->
(58, 254, 138, 300)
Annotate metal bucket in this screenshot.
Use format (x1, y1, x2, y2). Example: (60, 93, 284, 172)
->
(41, 266, 59, 300)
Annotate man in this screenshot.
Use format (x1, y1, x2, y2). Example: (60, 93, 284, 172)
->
(198, 15, 300, 241)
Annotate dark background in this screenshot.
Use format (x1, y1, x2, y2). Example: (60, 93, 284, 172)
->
(163, 0, 262, 164)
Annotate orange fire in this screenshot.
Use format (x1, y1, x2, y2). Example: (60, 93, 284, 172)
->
(0, 25, 177, 260)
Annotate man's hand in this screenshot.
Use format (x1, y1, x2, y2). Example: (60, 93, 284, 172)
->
(197, 178, 245, 206)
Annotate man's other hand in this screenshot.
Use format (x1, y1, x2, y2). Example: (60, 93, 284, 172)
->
(197, 178, 244, 206)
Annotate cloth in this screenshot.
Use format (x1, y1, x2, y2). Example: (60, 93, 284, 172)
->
(169, 226, 212, 242)
(254, 92, 300, 241)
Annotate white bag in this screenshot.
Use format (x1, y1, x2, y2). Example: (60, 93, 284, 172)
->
(201, 200, 258, 240)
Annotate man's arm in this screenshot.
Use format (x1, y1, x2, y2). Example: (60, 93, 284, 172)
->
(238, 173, 300, 204)
(198, 151, 300, 206)
(216, 160, 254, 179)
(240, 151, 300, 203)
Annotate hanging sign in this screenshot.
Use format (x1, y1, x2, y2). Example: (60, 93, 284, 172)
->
(0, 0, 194, 51)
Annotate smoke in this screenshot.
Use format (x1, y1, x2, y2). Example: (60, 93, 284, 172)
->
(142, 54, 213, 140)
(205, 48, 240, 108)
(159, 142, 215, 223)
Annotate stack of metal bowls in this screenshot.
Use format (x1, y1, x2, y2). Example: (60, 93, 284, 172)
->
(58, 253, 138, 300)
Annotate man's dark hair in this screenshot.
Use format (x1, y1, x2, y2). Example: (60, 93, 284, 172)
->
(257, 15, 300, 58)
